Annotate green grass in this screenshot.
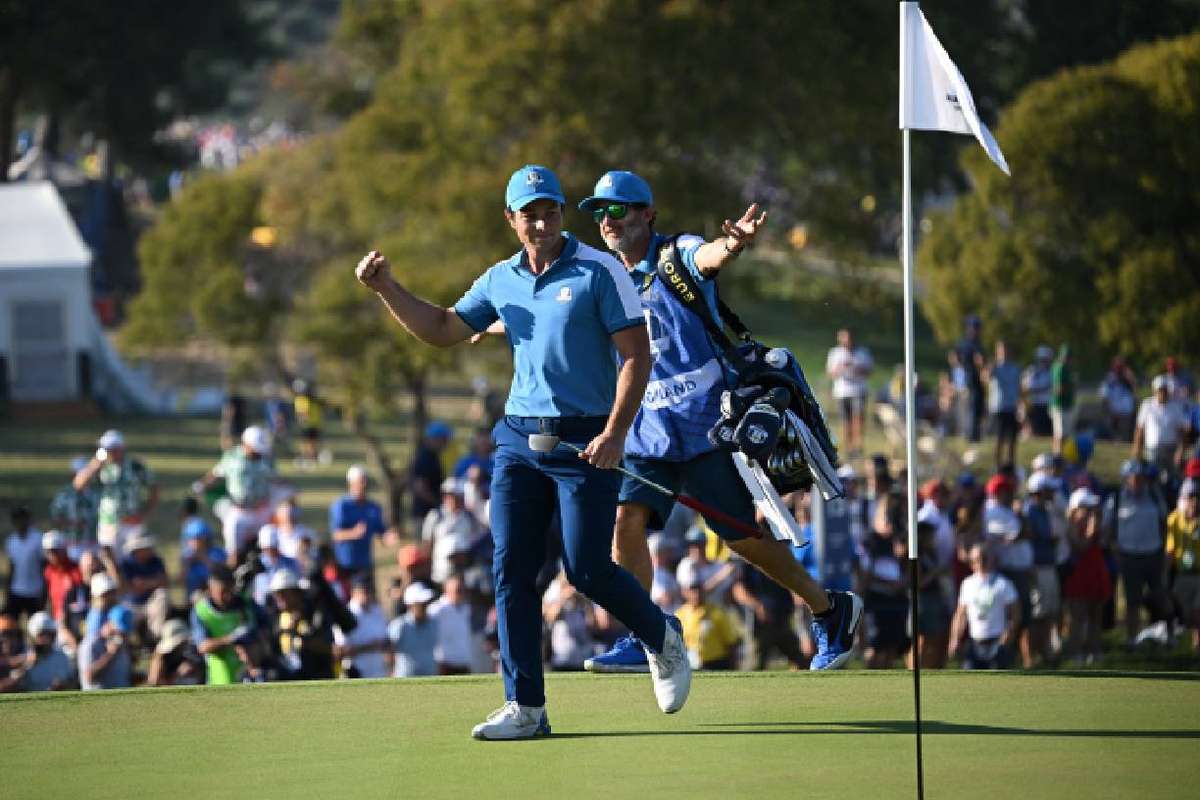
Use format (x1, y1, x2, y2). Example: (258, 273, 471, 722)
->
(2, 671, 1198, 799)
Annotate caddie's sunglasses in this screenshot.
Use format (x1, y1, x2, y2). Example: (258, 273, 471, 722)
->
(592, 203, 645, 223)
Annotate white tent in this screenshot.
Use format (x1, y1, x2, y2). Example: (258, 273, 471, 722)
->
(0, 181, 94, 402)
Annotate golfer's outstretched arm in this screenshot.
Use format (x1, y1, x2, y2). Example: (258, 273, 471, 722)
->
(356, 251, 474, 347)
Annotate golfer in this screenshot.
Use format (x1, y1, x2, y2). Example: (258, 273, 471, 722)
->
(356, 164, 690, 740)
(577, 171, 863, 673)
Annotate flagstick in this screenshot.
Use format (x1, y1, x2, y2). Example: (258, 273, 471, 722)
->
(901, 126, 925, 800)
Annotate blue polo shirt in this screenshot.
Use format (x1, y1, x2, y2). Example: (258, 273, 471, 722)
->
(453, 233, 645, 418)
(329, 495, 387, 570)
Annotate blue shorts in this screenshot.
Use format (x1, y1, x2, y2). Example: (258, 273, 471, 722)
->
(619, 448, 756, 541)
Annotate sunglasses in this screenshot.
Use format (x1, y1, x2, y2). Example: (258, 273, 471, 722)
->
(591, 203, 643, 223)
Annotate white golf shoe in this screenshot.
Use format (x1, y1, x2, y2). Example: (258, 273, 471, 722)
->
(645, 615, 692, 714)
(471, 701, 551, 740)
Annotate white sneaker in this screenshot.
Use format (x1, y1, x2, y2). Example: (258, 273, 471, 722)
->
(471, 701, 551, 740)
(645, 616, 691, 714)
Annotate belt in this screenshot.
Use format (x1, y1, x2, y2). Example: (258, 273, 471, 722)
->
(504, 415, 608, 436)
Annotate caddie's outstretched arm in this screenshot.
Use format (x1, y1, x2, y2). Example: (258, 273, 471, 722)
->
(693, 202, 768, 277)
(356, 250, 475, 347)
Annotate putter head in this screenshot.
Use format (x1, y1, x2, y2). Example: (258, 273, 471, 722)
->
(527, 433, 561, 453)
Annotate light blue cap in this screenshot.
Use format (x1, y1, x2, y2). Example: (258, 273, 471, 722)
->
(578, 170, 653, 211)
(183, 518, 212, 540)
(505, 165, 566, 211)
(425, 420, 453, 440)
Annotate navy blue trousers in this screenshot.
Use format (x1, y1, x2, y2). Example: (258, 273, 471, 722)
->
(491, 416, 668, 706)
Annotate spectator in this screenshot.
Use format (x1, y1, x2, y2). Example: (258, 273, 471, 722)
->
(389, 582, 438, 677)
(272, 568, 336, 681)
(982, 473, 1033, 667)
(334, 578, 393, 679)
(1062, 488, 1110, 664)
(1021, 345, 1054, 438)
(911, 521, 952, 669)
(1166, 479, 1200, 652)
(1099, 357, 1138, 442)
(453, 427, 496, 482)
(837, 465, 869, 545)
(676, 527, 738, 605)
(648, 534, 682, 614)
(1133, 375, 1188, 478)
(825, 328, 873, 456)
(49, 456, 99, 555)
(424, 478, 483, 586)
(262, 382, 291, 450)
(4, 506, 44, 621)
(676, 572, 741, 670)
(14, 612, 76, 691)
(953, 315, 986, 442)
(1104, 459, 1168, 647)
(917, 479, 956, 572)
(181, 518, 226, 601)
(250, 526, 301, 609)
(291, 379, 327, 467)
(1164, 356, 1195, 406)
(195, 425, 278, 565)
(430, 575, 475, 675)
(950, 544, 1020, 669)
(985, 340, 1021, 468)
(147, 618, 205, 687)
(1024, 473, 1063, 666)
(119, 533, 170, 643)
(79, 573, 133, 690)
(41, 531, 84, 653)
(859, 492, 909, 668)
(391, 545, 436, 617)
(409, 421, 453, 526)
(72, 429, 159, 557)
(0, 613, 27, 692)
(190, 564, 262, 685)
(330, 464, 389, 584)
(543, 571, 598, 671)
(219, 392, 248, 452)
(734, 562, 805, 671)
(1050, 344, 1076, 453)
(264, 497, 317, 570)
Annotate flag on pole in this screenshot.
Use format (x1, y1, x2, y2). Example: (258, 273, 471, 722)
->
(899, 2, 1009, 175)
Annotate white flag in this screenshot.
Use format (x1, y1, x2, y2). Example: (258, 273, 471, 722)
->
(899, 2, 1009, 175)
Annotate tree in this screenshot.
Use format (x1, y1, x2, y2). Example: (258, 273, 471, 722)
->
(919, 32, 1200, 369)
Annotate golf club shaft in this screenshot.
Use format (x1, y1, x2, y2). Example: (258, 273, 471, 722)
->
(556, 440, 764, 540)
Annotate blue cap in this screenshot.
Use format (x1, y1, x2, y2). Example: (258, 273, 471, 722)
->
(505, 165, 565, 212)
(425, 420, 453, 440)
(182, 518, 212, 540)
(578, 170, 653, 211)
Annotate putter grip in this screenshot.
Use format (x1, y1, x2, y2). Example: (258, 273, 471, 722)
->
(675, 495, 763, 539)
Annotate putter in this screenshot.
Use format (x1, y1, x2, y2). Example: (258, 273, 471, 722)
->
(527, 433, 764, 540)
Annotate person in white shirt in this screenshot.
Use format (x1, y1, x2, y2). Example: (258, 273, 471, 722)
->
(1133, 375, 1188, 476)
(334, 578, 392, 678)
(950, 544, 1020, 669)
(1021, 345, 1054, 438)
(4, 507, 44, 621)
(981, 473, 1034, 667)
(825, 328, 873, 456)
(423, 479, 482, 585)
(429, 575, 474, 675)
(264, 497, 318, 571)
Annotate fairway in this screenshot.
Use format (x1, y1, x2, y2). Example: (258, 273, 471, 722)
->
(3, 671, 1197, 799)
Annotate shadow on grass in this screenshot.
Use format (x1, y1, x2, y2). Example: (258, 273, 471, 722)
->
(693, 720, 1200, 739)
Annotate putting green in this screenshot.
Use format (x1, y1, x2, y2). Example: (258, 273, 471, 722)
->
(3, 670, 1197, 799)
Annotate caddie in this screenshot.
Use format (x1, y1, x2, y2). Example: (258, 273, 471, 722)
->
(577, 170, 862, 674)
(355, 164, 691, 740)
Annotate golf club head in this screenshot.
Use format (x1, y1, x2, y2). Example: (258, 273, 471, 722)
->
(527, 433, 562, 453)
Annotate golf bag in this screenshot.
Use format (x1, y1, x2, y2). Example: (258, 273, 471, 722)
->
(655, 237, 843, 499)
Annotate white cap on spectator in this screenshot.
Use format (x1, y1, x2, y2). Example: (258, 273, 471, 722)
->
(124, 533, 157, 554)
(837, 464, 858, 480)
(156, 619, 191, 655)
(1068, 487, 1102, 511)
(269, 568, 301, 593)
(98, 429, 124, 449)
(27, 611, 57, 637)
(41, 530, 66, 551)
(346, 464, 368, 484)
(403, 582, 435, 606)
(440, 478, 466, 495)
(1031, 452, 1054, 471)
(241, 425, 272, 455)
(258, 525, 280, 550)
(1027, 473, 1053, 494)
(91, 573, 119, 597)
(677, 562, 703, 590)
(1152, 374, 1170, 391)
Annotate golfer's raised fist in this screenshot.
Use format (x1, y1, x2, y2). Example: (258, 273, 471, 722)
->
(356, 250, 391, 290)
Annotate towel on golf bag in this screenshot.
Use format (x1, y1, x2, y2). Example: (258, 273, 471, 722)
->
(707, 346, 843, 500)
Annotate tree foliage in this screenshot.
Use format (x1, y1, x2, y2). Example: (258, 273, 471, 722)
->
(919, 32, 1200, 368)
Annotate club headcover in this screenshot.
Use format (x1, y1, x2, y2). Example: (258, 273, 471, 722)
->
(707, 416, 740, 451)
(732, 400, 784, 462)
(719, 386, 766, 422)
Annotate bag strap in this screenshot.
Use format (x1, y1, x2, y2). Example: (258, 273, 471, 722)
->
(655, 235, 754, 352)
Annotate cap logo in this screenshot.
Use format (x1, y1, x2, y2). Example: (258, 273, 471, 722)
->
(599, 174, 614, 188)
(526, 171, 544, 186)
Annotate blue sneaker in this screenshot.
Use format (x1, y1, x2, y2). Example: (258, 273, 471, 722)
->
(809, 591, 863, 670)
(584, 634, 650, 673)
